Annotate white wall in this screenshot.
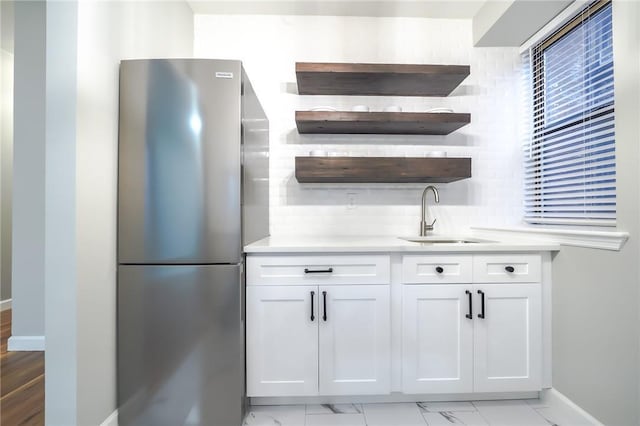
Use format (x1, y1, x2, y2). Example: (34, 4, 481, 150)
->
(472, 0, 573, 47)
(550, 2, 640, 425)
(42, 1, 194, 424)
(194, 15, 522, 237)
(0, 8, 13, 302)
(45, 2, 78, 423)
(12, 0, 45, 338)
(0, 4, 3, 303)
(74, 3, 194, 423)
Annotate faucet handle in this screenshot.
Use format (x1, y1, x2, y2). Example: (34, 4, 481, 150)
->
(422, 218, 437, 233)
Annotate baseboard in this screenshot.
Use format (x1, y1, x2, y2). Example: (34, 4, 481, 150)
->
(251, 391, 539, 406)
(0, 298, 11, 311)
(542, 388, 604, 426)
(7, 335, 45, 351)
(100, 409, 118, 426)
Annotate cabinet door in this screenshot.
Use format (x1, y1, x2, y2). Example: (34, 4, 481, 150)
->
(402, 285, 473, 394)
(246, 285, 318, 396)
(473, 284, 542, 392)
(318, 285, 391, 395)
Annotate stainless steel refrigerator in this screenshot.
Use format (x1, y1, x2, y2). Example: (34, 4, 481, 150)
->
(117, 59, 269, 426)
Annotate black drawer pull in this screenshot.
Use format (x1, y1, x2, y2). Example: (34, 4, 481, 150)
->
(304, 268, 334, 274)
(505, 266, 515, 273)
(310, 291, 315, 321)
(477, 290, 485, 319)
(465, 290, 473, 319)
(435, 266, 444, 274)
(322, 291, 328, 321)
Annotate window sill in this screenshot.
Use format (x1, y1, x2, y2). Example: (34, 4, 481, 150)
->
(471, 226, 629, 251)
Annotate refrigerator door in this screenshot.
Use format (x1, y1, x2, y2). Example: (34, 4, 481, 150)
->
(118, 264, 243, 426)
(118, 59, 242, 264)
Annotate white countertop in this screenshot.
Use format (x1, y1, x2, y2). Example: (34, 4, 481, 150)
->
(244, 235, 560, 253)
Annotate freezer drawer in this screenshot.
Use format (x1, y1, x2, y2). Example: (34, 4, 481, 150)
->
(118, 264, 242, 426)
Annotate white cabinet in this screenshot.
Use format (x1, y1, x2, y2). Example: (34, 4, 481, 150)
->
(473, 284, 542, 392)
(246, 255, 391, 397)
(246, 285, 318, 396)
(401, 254, 543, 395)
(402, 285, 473, 393)
(473, 254, 542, 283)
(247, 251, 548, 399)
(319, 285, 390, 395)
(402, 254, 473, 284)
(247, 255, 391, 285)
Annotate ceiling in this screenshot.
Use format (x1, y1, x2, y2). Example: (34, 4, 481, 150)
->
(187, 0, 488, 19)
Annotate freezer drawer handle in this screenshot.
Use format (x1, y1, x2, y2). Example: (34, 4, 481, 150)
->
(322, 291, 328, 322)
(310, 291, 315, 321)
(304, 267, 334, 274)
(505, 265, 515, 273)
(477, 290, 485, 319)
(435, 266, 444, 274)
(465, 290, 473, 319)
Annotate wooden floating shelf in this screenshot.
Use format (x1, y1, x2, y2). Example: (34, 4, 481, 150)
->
(295, 111, 470, 135)
(296, 62, 470, 97)
(295, 156, 472, 183)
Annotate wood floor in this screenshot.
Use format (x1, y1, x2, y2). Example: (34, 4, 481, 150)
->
(1, 309, 44, 425)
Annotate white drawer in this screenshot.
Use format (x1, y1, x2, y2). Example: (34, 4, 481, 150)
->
(402, 255, 473, 284)
(473, 254, 542, 283)
(246, 255, 391, 285)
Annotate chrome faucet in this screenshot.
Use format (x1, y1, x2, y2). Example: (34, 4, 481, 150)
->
(420, 185, 439, 236)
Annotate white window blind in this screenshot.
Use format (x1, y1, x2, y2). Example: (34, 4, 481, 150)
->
(522, 0, 615, 227)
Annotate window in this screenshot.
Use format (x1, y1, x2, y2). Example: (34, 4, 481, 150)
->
(522, 0, 615, 227)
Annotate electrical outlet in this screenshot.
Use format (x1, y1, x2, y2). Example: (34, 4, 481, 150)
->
(347, 193, 357, 209)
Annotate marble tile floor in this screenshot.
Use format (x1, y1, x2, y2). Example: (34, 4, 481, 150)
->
(243, 399, 596, 426)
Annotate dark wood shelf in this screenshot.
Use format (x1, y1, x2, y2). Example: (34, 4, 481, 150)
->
(295, 156, 471, 183)
(295, 111, 470, 135)
(296, 62, 470, 97)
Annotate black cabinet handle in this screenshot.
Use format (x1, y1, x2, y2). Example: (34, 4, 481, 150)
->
(322, 291, 327, 321)
(505, 266, 515, 273)
(435, 266, 444, 274)
(465, 290, 473, 319)
(310, 291, 315, 321)
(305, 268, 334, 274)
(477, 290, 485, 319)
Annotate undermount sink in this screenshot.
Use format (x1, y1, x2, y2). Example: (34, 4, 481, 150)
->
(398, 236, 495, 244)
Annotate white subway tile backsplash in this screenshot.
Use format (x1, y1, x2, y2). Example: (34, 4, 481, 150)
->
(195, 15, 523, 237)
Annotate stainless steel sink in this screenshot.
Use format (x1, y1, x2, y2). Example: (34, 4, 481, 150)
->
(399, 236, 495, 244)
